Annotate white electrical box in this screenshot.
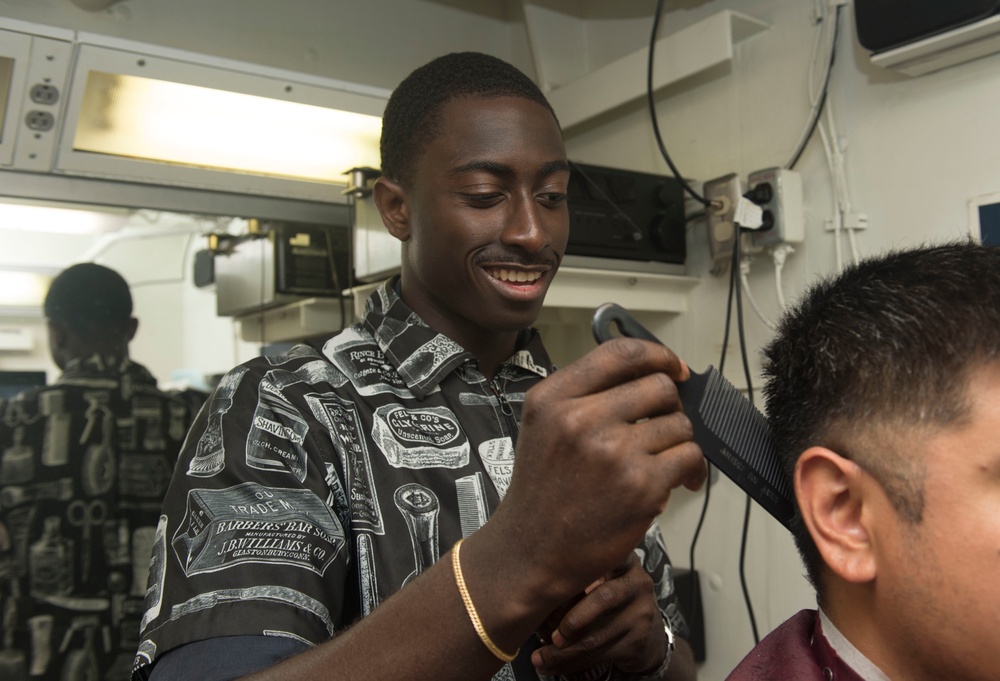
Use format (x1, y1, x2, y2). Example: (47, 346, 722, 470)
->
(749, 167, 804, 246)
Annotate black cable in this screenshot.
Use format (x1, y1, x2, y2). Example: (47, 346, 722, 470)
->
(786, 4, 843, 170)
(648, 0, 710, 207)
(687, 231, 739, 620)
(718, 242, 738, 376)
(686, 460, 711, 623)
(732, 233, 761, 645)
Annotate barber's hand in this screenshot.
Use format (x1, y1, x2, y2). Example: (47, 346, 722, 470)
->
(492, 337, 706, 607)
(531, 551, 668, 677)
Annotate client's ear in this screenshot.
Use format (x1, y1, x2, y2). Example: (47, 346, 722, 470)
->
(795, 447, 877, 584)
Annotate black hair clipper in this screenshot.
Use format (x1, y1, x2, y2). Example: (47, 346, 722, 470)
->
(592, 302, 795, 530)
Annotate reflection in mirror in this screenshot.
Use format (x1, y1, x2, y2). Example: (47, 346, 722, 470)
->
(0, 198, 261, 391)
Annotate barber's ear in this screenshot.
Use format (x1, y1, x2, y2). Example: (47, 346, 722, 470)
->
(46, 319, 69, 350)
(372, 177, 411, 242)
(795, 447, 878, 584)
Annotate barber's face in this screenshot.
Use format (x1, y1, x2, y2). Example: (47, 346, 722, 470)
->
(393, 96, 569, 352)
(872, 362, 1000, 681)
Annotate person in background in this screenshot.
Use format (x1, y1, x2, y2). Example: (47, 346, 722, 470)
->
(0, 262, 195, 681)
(134, 52, 703, 681)
(727, 241, 1000, 681)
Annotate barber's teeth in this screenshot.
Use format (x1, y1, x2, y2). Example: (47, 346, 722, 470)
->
(491, 269, 541, 283)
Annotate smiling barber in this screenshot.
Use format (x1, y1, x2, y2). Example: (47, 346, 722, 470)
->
(133, 52, 703, 681)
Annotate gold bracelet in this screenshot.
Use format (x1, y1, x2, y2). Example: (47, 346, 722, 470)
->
(451, 539, 519, 663)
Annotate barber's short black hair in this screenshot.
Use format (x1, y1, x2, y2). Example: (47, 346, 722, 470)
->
(44, 262, 133, 329)
(379, 51, 558, 185)
(762, 240, 1000, 597)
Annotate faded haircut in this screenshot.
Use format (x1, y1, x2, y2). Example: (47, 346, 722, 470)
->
(761, 240, 1000, 595)
(379, 51, 558, 185)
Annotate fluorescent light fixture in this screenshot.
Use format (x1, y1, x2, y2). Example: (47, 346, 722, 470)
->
(0, 269, 53, 308)
(72, 71, 382, 183)
(0, 200, 129, 234)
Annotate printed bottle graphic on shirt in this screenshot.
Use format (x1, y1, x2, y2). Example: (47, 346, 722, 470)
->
(394, 483, 439, 586)
(39, 390, 71, 467)
(187, 366, 249, 478)
(133, 396, 166, 451)
(27, 614, 53, 676)
(0, 426, 34, 485)
(168, 403, 188, 441)
(0, 582, 28, 681)
(29, 516, 74, 599)
(80, 391, 116, 496)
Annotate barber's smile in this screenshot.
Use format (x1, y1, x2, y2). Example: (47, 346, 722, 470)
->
(482, 265, 550, 300)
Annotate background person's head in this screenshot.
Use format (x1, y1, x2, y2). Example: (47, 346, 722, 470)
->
(44, 262, 138, 369)
(761, 241, 1000, 680)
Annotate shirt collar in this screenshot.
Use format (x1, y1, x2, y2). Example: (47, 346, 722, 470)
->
(817, 608, 893, 681)
(360, 277, 552, 398)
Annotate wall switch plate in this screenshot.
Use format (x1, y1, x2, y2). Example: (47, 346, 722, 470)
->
(703, 173, 742, 273)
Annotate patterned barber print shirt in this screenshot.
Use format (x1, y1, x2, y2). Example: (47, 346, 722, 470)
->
(0, 355, 193, 681)
(133, 278, 686, 680)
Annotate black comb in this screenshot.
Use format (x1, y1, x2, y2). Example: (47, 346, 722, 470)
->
(591, 302, 795, 530)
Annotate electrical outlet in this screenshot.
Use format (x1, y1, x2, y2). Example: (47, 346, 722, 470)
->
(24, 110, 55, 132)
(748, 167, 804, 247)
(29, 83, 60, 106)
(703, 173, 742, 273)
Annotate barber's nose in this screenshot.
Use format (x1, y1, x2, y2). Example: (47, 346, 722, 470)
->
(502, 194, 547, 251)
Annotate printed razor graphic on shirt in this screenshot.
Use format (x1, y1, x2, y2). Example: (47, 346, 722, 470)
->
(357, 533, 380, 616)
(171, 482, 346, 577)
(372, 405, 469, 469)
(305, 393, 384, 534)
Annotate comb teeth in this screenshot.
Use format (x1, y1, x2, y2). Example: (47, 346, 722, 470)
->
(455, 473, 490, 538)
(699, 370, 793, 502)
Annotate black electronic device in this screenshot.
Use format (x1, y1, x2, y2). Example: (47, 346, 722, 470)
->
(566, 161, 686, 266)
(855, 0, 1000, 52)
(673, 568, 706, 663)
(591, 303, 795, 530)
(214, 221, 351, 317)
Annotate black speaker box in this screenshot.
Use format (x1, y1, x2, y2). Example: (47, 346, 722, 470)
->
(855, 0, 1000, 52)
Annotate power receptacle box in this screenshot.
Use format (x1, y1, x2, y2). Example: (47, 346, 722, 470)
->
(748, 168, 804, 246)
(703, 173, 742, 273)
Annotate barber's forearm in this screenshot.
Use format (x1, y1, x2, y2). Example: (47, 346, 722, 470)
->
(240, 526, 566, 681)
